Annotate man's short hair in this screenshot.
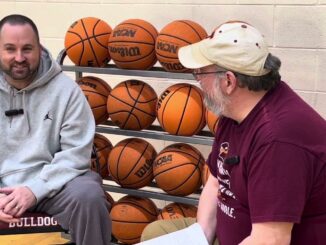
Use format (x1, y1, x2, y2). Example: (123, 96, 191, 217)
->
(0, 14, 40, 42)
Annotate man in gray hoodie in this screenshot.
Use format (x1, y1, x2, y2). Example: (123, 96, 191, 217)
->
(0, 14, 111, 244)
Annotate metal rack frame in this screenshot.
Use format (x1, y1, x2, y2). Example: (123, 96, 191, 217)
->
(58, 50, 214, 206)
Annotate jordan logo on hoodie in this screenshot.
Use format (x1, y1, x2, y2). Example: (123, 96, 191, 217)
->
(44, 111, 53, 121)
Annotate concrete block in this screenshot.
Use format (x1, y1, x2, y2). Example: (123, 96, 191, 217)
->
(316, 50, 326, 92)
(314, 93, 326, 119)
(275, 6, 325, 48)
(271, 48, 317, 91)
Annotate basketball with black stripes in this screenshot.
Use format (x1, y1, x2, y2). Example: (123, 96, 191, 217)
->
(108, 138, 157, 189)
(107, 80, 157, 130)
(205, 109, 219, 135)
(77, 76, 112, 124)
(155, 20, 207, 72)
(64, 17, 112, 67)
(108, 19, 158, 70)
(111, 195, 158, 244)
(157, 83, 205, 136)
(157, 202, 197, 220)
(153, 143, 204, 196)
(91, 133, 113, 178)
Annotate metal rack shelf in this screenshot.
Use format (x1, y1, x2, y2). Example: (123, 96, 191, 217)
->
(58, 49, 214, 207)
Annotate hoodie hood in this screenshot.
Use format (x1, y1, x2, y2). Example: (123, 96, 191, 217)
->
(0, 47, 62, 136)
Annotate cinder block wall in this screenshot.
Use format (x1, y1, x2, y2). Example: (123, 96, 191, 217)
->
(1, 1, 325, 116)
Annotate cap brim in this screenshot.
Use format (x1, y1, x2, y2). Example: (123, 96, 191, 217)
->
(178, 40, 213, 69)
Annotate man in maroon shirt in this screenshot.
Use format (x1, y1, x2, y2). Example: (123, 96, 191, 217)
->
(141, 21, 326, 245)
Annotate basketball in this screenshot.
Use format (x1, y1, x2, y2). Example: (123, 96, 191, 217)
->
(107, 80, 157, 130)
(158, 202, 197, 220)
(108, 19, 158, 70)
(155, 20, 207, 72)
(91, 133, 113, 178)
(111, 195, 159, 244)
(153, 143, 204, 196)
(64, 17, 112, 67)
(205, 109, 219, 135)
(78, 76, 112, 124)
(202, 163, 211, 187)
(157, 83, 205, 136)
(108, 138, 157, 189)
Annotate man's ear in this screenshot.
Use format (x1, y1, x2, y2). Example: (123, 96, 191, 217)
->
(223, 71, 237, 95)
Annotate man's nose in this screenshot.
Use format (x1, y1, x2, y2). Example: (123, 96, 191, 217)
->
(15, 51, 26, 63)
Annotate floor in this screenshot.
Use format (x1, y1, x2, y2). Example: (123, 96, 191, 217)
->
(0, 232, 69, 245)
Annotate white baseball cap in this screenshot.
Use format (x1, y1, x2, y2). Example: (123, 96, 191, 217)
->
(178, 21, 270, 76)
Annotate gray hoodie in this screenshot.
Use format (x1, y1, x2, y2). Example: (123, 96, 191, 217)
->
(0, 47, 95, 203)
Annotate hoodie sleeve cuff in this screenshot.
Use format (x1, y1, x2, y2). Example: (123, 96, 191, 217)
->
(25, 179, 52, 203)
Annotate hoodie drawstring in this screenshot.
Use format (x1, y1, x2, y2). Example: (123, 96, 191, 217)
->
(22, 90, 31, 134)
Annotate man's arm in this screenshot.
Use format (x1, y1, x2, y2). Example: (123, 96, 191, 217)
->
(197, 172, 219, 245)
(239, 222, 293, 245)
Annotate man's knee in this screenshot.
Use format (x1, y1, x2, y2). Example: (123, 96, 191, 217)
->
(141, 217, 196, 242)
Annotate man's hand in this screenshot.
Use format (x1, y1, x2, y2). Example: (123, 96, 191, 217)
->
(0, 186, 36, 219)
(0, 192, 20, 223)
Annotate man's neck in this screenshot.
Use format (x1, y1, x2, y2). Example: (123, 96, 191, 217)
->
(227, 89, 268, 124)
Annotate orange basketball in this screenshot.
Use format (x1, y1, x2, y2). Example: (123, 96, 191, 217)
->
(91, 133, 113, 178)
(78, 76, 111, 124)
(64, 17, 112, 67)
(205, 109, 219, 135)
(158, 202, 197, 220)
(155, 20, 207, 72)
(202, 163, 211, 187)
(111, 195, 159, 244)
(153, 143, 204, 196)
(107, 80, 157, 130)
(157, 83, 205, 136)
(108, 19, 158, 70)
(108, 138, 157, 189)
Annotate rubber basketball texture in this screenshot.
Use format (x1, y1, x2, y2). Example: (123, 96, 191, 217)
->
(158, 202, 197, 220)
(205, 109, 219, 135)
(157, 83, 205, 136)
(77, 76, 111, 124)
(153, 143, 204, 196)
(107, 80, 157, 130)
(108, 138, 157, 189)
(65, 17, 112, 67)
(91, 133, 113, 178)
(155, 20, 207, 72)
(108, 19, 158, 69)
(111, 195, 158, 244)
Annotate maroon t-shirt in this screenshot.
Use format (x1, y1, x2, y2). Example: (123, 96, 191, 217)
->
(207, 81, 326, 245)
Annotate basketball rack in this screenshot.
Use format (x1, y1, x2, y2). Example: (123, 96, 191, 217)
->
(58, 49, 214, 244)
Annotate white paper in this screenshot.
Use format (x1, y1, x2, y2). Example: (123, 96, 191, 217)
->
(136, 222, 209, 245)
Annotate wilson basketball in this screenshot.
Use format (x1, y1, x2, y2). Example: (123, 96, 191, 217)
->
(202, 163, 211, 186)
(77, 76, 111, 124)
(153, 143, 204, 196)
(158, 202, 197, 220)
(108, 19, 158, 70)
(155, 20, 207, 72)
(157, 83, 205, 136)
(65, 17, 112, 67)
(78, 78, 111, 125)
(107, 80, 157, 130)
(111, 195, 159, 244)
(108, 138, 157, 189)
(205, 109, 219, 135)
(91, 133, 113, 178)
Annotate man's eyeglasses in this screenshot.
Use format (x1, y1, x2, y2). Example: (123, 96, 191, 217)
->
(192, 71, 227, 81)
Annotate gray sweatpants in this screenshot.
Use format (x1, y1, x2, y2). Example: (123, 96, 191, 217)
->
(31, 171, 112, 245)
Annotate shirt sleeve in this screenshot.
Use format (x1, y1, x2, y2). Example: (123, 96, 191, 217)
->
(247, 141, 313, 224)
